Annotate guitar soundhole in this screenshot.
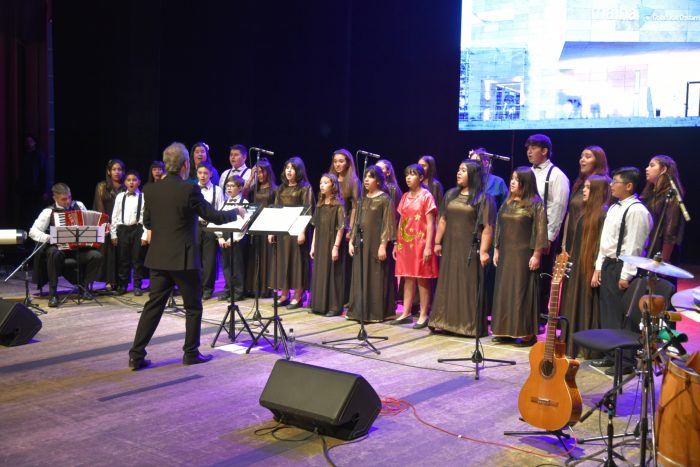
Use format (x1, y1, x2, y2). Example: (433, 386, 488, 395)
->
(540, 360, 555, 378)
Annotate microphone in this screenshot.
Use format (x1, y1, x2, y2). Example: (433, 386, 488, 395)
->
(357, 150, 381, 159)
(469, 150, 510, 162)
(0, 229, 27, 245)
(665, 173, 690, 222)
(251, 147, 274, 157)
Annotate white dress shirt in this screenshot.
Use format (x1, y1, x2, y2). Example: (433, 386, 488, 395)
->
(199, 181, 225, 222)
(532, 159, 570, 242)
(29, 201, 88, 244)
(111, 191, 148, 241)
(219, 165, 252, 190)
(595, 195, 653, 281)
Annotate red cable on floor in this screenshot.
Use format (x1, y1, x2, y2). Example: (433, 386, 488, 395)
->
(379, 397, 578, 459)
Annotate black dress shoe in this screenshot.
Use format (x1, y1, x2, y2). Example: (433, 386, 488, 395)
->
(591, 358, 615, 368)
(183, 353, 213, 365)
(128, 358, 151, 371)
(325, 310, 342, 317)
(202, 291, 212, 300)
(389, 315, 413, 325)
(412, 319, 429, 329)
(491, 336, 514, 343)
(48, 295, 59, 308)
(81, 289, 95, 300)
(277, 297, 290, 306)
(116, 286, 127, 295)
(133, 288, 143, 297)
(515, 336, 537, 347)
(605, 365, 634, 376)
(287, 301, 302, 310)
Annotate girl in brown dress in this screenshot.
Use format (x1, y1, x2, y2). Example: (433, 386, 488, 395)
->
(346, 166, 396, 322)
(560, 175, 610, 358)
(491, 167, 548, 346)
(269, 157, 314, 309)
(245, 158, 277, 298)
(93, 158, 125, 289)
(309, 173, 346, 316)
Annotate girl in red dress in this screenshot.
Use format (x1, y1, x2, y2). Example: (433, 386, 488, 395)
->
(390, 164, 439, 328)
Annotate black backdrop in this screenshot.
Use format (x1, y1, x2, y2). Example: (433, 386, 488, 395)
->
(50, 0, 700, 262)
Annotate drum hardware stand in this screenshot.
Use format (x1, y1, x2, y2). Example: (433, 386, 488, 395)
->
(53, 226, 102, 307)
(4, 242, 48, 315)
(568, 275, 664, 466)
(438, 172, 515, 379)
(322, 152, 388, 355)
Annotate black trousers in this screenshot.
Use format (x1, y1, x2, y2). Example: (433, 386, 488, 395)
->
(222, 237, 247, 297)
(46, 245, 102, 292)
(599, 259, 635, 363)
(129, 268, 203, 360)
(199, 226, 219, 293)
(116, 224, 145, 288)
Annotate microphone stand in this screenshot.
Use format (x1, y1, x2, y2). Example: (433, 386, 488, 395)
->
(323, 152, 388, 354)
(248, 148, 264, 322)
(438, 161, 515, 380)
(4, 242, 48, 315)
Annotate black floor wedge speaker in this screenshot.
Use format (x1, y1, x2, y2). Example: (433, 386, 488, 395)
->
(259, 359, 381, 440)
(0, 299, 42, 346)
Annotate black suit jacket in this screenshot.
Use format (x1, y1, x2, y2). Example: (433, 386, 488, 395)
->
(143, 175, 236, 271)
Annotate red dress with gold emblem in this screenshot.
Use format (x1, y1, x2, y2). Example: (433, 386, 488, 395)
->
(394, 188, 439, 278)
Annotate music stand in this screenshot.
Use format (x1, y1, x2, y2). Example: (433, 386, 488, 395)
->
(245, 205, 311, 358)
(50, 225, 104, 306)
(205, 201, 260, 346)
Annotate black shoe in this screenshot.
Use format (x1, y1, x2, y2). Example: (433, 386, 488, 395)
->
(412, 319, 429, 329)
(287, 301, 302, 310)
(183, 353, 213, 365)
(218, 293, 230, 301)
(48, 295, 59, 308)
(202, 291, 212, 300)
(324, 310, 342, 317)
(128, 358, 151, 371)
(277, 297, 290, 306)
(605, 365, 634, 376)
(81, 289, 95, 300)
(515, 336, 537, 347)
(491, 336, 514, 343)
(133, 288, 143, 297)
(591, 358, 615, 368)
(116, 286, 127, 295)
(389, 315, 413, 325)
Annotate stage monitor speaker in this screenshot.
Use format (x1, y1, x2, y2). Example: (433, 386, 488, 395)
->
(259, 359, 381, 440)
(0, 299, 42, 346)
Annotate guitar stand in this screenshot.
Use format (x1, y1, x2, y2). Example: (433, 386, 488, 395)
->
(504, 424, 575, 458)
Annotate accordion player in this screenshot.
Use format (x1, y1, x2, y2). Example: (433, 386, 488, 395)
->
(29, 183, 103, 307)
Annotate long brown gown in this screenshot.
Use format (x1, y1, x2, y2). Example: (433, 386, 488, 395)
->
(430, 190, 495, 336)
(245, 185, 274, 296)
(559, 213, 605, 358)
(310, 203, 346, 314)
(273, 184, 314, 290)
(347, 192, 396, 322)
(491, 200, 548, 337)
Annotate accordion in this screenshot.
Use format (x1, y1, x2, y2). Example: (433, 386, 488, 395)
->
(52, 210, 108, 250)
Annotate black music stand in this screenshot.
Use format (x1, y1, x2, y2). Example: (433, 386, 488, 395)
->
(4, 242, 49, 315)
(245, 205, 311, 358)
(50, 225, 104, 306)
(205, 201, 260, 347)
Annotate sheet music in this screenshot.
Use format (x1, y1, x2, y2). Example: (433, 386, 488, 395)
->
(288, 215, 312, 236)
(206, 202, 255, 232)
(248, 206, 304, 234)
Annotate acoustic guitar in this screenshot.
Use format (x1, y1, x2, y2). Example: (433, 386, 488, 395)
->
(517, 251, 582, 431)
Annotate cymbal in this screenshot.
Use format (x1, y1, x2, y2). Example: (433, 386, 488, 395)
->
(619, 255, 694, 279)
(671, 287, 700, 312)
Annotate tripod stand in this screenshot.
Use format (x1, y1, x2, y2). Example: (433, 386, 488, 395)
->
(437, 172, 514, 379)
(322, 153, 388, 354)
(4, 242, 48, 315)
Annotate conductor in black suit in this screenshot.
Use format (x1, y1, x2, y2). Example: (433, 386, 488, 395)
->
(128, 142, 244, 370)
